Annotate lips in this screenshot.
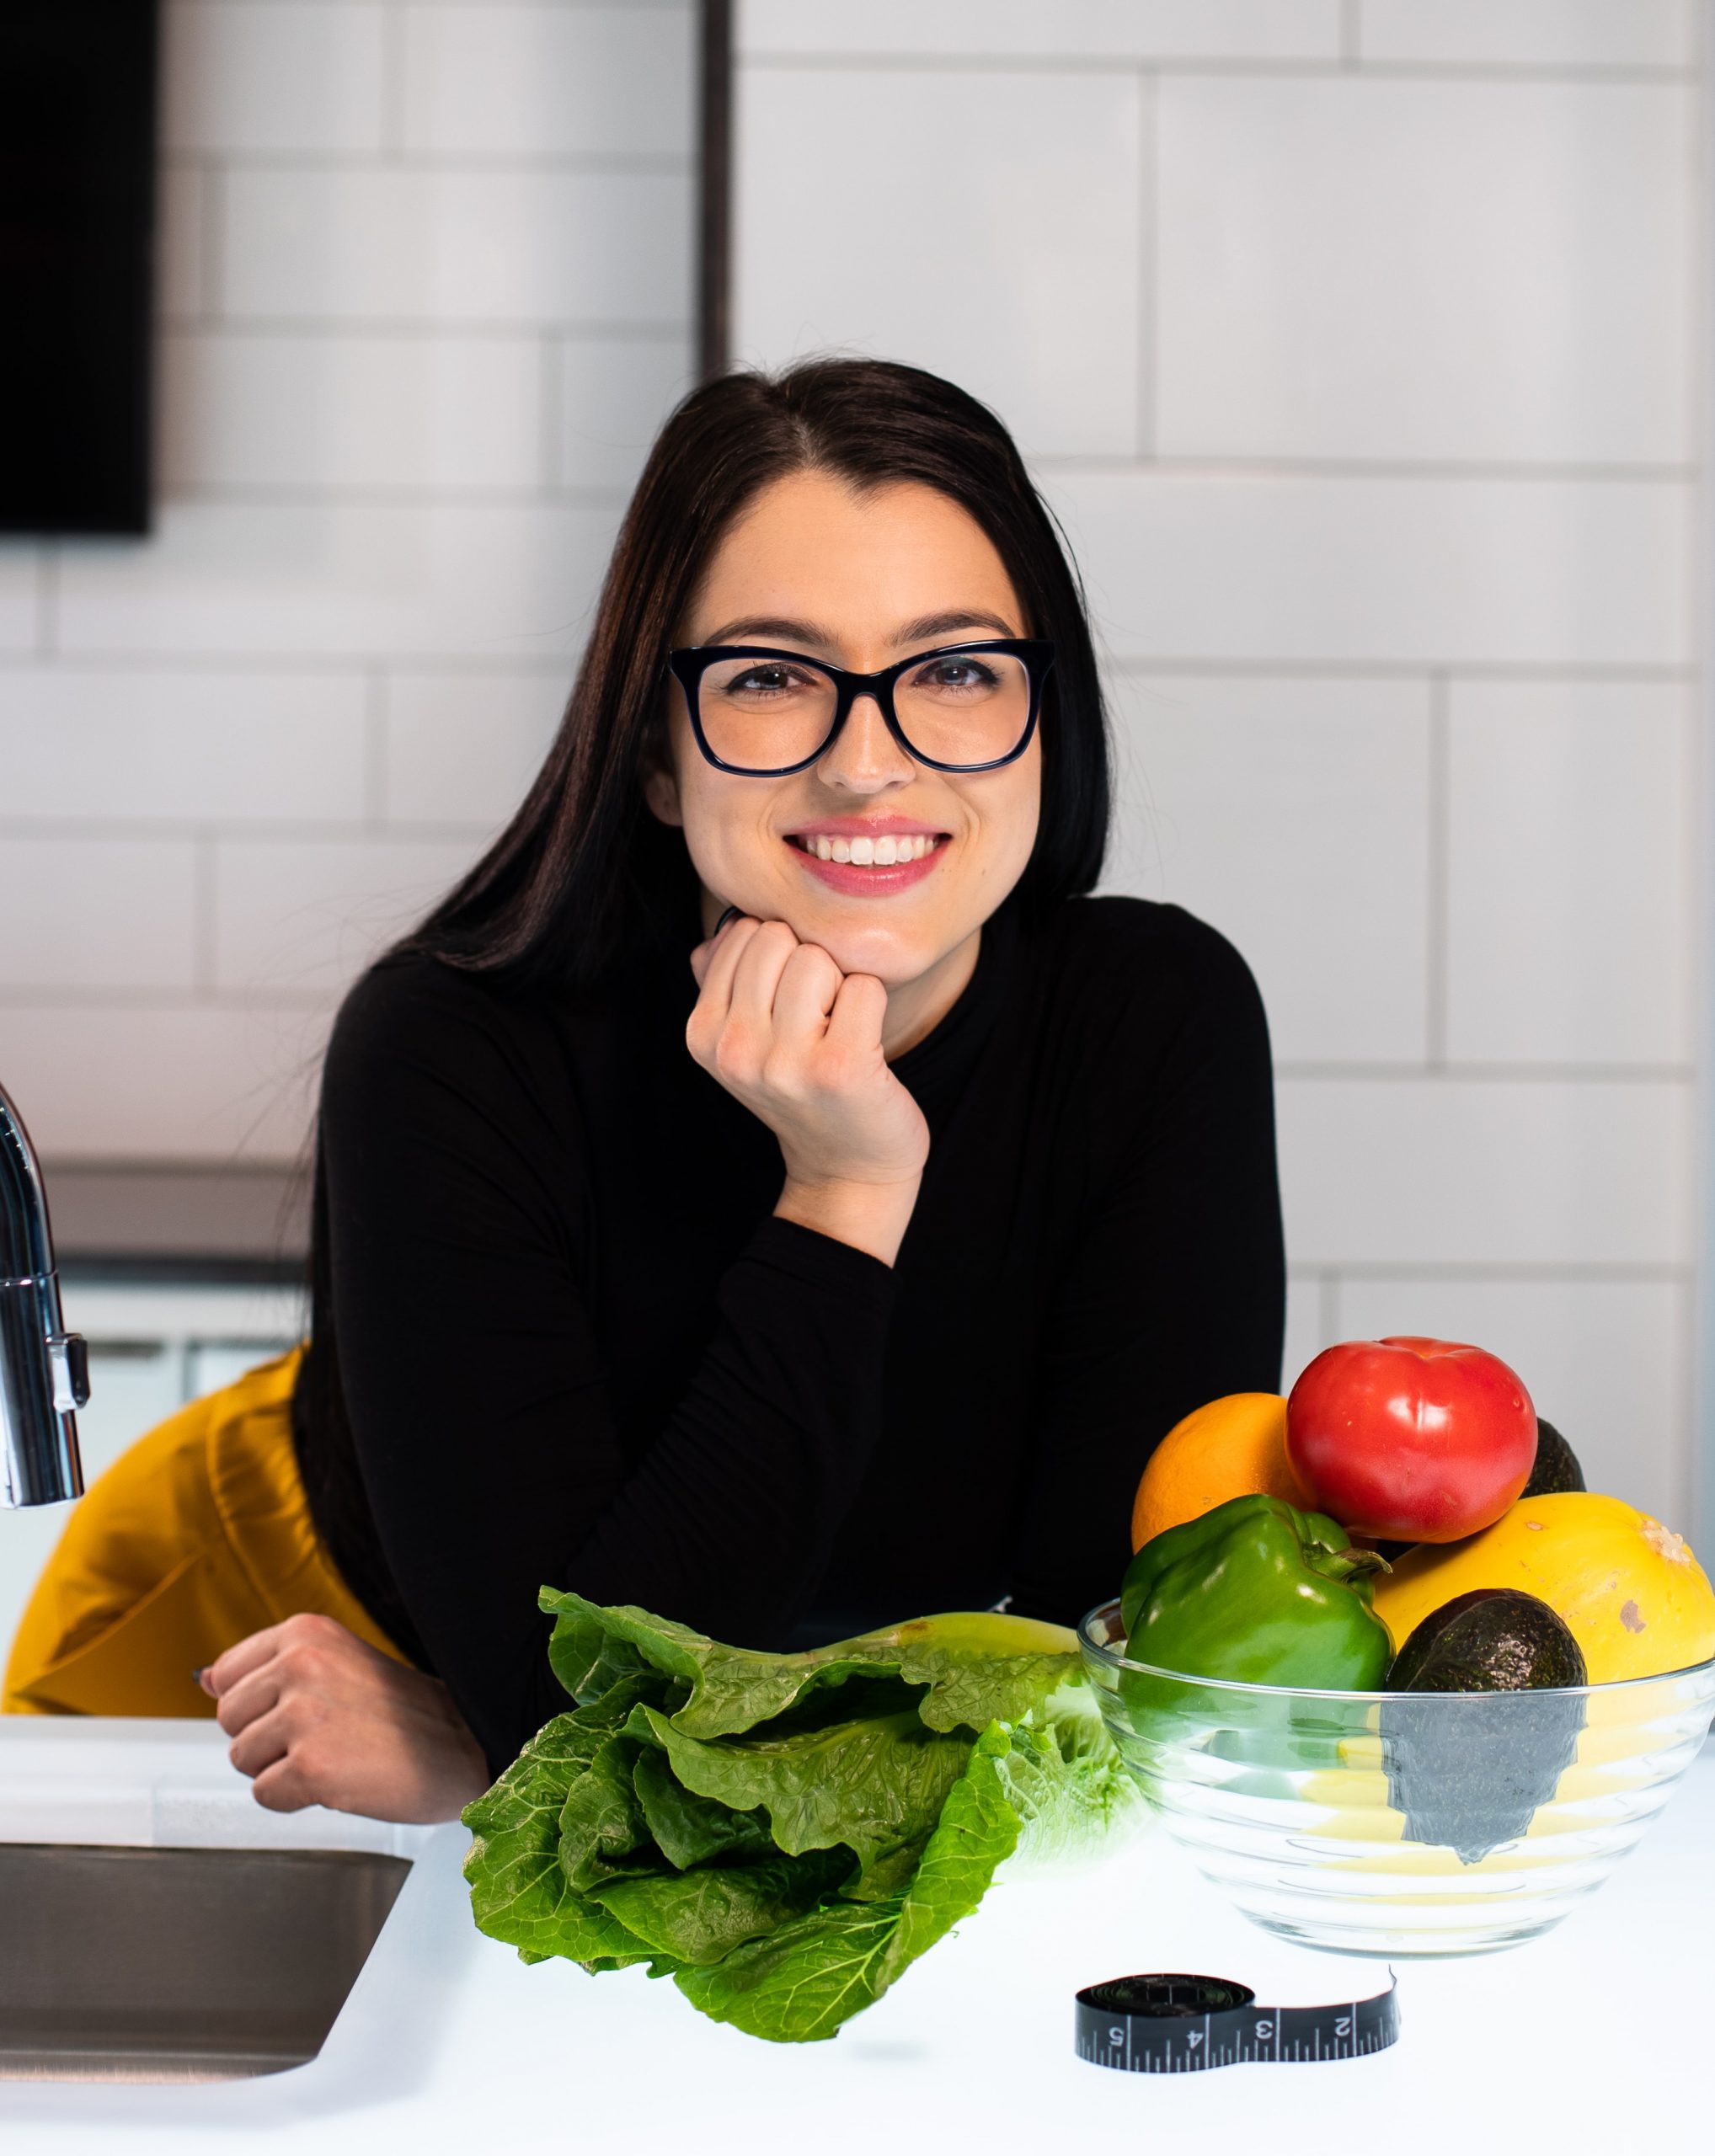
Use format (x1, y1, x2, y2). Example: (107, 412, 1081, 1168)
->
(783, 826, 948, 897)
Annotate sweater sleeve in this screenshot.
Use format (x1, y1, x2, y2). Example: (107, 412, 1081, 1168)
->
(318, 963, 895, 1773)
(1003, 912, 1286, 1629)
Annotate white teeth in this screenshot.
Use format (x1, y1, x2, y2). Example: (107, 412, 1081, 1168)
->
(797, 832, 943, 867)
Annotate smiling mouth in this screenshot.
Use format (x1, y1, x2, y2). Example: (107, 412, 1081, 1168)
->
(786, 833, 946, 866)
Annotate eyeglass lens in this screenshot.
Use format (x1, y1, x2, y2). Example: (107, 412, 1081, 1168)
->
(697, 649, 1031, 771)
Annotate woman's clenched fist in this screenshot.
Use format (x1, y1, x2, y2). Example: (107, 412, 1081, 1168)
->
(687, 914, 928, 1265)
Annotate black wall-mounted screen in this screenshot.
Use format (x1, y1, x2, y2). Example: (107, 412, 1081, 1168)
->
(0, 0, 158, 535)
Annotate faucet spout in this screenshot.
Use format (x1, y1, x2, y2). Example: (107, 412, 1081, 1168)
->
(0, 1081, 86, 1508)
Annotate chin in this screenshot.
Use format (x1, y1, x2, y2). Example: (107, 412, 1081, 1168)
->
(793, 912, 940, 986)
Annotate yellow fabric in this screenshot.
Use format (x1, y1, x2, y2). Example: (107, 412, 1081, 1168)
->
(3, 1348, 404, 1718)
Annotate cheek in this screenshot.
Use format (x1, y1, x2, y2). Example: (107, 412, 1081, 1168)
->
(955, 755, 1042, 889)
(676, 773, 786, 901)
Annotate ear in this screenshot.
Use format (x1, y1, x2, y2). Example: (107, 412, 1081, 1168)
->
(642, 751, 683, 828)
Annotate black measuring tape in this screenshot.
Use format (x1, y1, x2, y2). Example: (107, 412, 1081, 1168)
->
(1076, 1972, 1399, 2072)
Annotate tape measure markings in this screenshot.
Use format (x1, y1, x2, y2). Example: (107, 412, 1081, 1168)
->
(1075, 1972, 1399, 2072)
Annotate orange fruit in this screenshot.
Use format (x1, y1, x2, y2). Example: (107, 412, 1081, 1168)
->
(1130, 1392, 1306, 1551)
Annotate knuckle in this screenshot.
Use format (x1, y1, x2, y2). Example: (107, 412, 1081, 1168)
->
(713, 1033, 756, 1085)
(760, 1051, 804, 1100)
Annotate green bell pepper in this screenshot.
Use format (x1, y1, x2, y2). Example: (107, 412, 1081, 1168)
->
(1120, 1493, 1392, 1689)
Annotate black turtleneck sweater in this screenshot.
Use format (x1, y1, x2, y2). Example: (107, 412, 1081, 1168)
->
(298, 893, 1285, 1774)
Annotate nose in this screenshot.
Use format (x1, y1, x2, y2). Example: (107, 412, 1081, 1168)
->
(815, 690, 915, 793)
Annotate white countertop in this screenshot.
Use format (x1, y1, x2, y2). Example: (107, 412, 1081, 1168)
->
(1, 1717, 1711, 2154)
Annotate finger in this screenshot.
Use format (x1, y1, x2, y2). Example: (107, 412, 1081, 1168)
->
(689, 904, 746, 990)
(824, 969, 889, 1050)
(227, 1701, 296, 1783)
(727, 919, 800, 1036)
(205, 1622, 291, 1700)
(214, 1658, 287, 1740)
(691, 911, 761, 1007)
(769, 942, 844, 1040)
(249, 1754, 318, 1815)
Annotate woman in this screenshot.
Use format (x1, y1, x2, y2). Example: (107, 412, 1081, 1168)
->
(5, 360, 1284, 1819)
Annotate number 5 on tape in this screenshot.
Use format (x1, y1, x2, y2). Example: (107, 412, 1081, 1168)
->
(1075, 1972, 1399, 2072)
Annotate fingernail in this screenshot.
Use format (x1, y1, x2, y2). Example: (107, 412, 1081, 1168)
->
(713, 905, 741, 937)
(191, 1667, 206, 1687)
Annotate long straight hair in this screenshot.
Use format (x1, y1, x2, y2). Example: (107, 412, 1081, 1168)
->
(397, 357, 1112, 982)
(294, 360, 1113, 1661)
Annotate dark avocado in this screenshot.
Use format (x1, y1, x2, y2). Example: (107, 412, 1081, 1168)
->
(1520, 1418, 1586, 1499)
(1381, 1589, 1587, 1864)
(1389, 1588, 1588, 1693)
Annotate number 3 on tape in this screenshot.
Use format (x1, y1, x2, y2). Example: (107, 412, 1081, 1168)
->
(1075, 1972, 1399, 2072)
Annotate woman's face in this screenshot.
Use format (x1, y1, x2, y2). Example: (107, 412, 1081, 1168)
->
(648, 470, 1042, 990)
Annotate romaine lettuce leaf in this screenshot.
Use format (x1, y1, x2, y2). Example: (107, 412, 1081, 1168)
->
(464, 1596, 1135, 2044)
(672, 1722, 1022, 2041)
(630, 1698, 971, 1886)
(462, 1672, 670, 1966)
(541, 1589, 1080, 1735)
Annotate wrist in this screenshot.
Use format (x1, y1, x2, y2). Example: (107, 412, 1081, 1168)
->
(774, 1174, 921, 1267)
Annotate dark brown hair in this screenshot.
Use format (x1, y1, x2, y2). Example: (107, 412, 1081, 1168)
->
(400, 356, 1111, 983)
(296, 360, 1114, 1661)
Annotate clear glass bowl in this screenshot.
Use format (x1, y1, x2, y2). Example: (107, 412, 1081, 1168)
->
(1080, 1599, 1715, 1957)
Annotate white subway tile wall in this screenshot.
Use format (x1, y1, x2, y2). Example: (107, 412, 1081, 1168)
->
(1445, 682, 1694, 1066)
(0, 3, 1702, 1540)
(1154, 76, 1692, 464)
(1105, 673, 1433, 1065)
(1357, 1, 1694, 71)
(734, 67, 1146, 459)
(382, 670, 566, 830)
(2, 0, 697, 1161)
(733, 0, 1702, 1524)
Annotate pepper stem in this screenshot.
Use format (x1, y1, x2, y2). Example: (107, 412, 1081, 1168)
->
(1313, 1546, 1392, 1584)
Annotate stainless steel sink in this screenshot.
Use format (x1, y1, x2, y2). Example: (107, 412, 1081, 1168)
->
(0, 1842, 411, 2083)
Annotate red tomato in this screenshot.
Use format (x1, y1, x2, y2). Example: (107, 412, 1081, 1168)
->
(1285, 1336, 1536, 1543)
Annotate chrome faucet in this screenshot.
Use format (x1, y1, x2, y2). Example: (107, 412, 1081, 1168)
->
(0, 1081, 87, 1508)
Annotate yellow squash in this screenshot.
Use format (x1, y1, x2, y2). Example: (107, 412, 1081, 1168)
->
(1372, 1492, 1715, 1684)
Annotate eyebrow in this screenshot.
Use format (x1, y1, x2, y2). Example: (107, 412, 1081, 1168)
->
(700, 606, 1020, 648)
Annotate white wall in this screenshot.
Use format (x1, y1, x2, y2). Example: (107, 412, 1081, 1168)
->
(0, 0, 697, 1160)
(733, 0, 1704, 1528)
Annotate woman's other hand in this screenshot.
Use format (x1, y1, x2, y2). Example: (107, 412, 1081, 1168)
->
(688, 914, 929, 1265)
(200, 1613, 489, 1823)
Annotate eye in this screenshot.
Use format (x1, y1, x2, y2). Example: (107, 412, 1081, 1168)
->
(910, 654, 1001, 698)
(723, 661, 816, 699)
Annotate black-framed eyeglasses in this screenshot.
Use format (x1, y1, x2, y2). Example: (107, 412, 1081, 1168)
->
(667, 638, 1055, 777)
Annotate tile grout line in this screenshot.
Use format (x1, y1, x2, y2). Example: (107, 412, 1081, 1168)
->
(1340, 0, 1362, 67)
(1290, 1261, 1695, 1283)
(35, 544, 57, 658)
(154, 318, 692, 346)
(1317, 1272, 1340, 1351)
(1426, 672, 1449, 1068)
(737, 51, 1698, 85)
(1031, 454, 1698, 480)
(163, 151, 695, 177)
(381, 1, 409, 162)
